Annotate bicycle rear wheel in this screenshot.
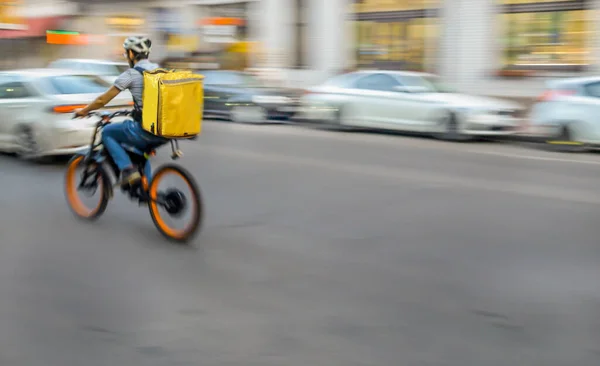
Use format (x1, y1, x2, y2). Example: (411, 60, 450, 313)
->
(64, 155, 110, 220)
(147, 164, 204, 243)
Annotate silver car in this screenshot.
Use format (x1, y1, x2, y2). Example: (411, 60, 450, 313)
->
(299, 70, 524, 141)
(0, 69, 133, 159)
(529, 76, 600, 148)
(48, 59, 129, 84)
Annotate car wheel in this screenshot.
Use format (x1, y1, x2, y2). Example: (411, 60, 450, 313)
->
(230, 105, 267, 124)
(434, 112, 472, 142)
(546, 123, 586, 153)
(326, 105, 354, 131)
(15, 126, 42, 161)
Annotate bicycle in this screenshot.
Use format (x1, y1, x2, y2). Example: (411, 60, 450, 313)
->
(64, 110, 203, 243)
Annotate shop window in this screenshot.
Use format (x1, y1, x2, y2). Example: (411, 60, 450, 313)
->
(498, 0, 590, 74)
(350, 1, 439, 72)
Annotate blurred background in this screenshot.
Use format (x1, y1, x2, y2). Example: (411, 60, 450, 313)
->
(4, 2, 600, 365)
(0, 0, 596, 101)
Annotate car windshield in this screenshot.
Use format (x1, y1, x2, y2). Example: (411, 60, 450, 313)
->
(400, 75, 455, 93)
(323, 73, 362, 88)
(39, 75, 111, 95)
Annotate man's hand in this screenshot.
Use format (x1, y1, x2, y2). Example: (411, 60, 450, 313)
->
(74, 109, 89, 118)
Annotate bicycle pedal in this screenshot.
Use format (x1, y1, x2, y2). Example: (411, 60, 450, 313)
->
(116, 179, 141, 189)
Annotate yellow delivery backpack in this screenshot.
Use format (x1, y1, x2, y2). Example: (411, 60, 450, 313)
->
(133, 67, 204, 138)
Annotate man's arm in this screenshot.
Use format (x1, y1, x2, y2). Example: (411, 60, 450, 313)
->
(77, 86, 121, 116)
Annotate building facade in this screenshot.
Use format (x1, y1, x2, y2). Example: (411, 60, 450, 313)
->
(0, 0, 259, 68)
(2, 0, 600, 98)
(255, 0, 600, 98)
(0, 0, 77, 68)
(67, 0, 259, 68)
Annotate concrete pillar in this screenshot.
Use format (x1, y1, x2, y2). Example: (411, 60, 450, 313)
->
(587, 0, 600, 74)
(255, 0, 292, 69)
(439, 0, 496, 94)
(246, 0, 261, 67)
(423, 4, 439, 74)
(309, 0, 349, 78)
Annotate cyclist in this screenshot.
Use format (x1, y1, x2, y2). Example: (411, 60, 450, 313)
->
(75, 36, 166, 187)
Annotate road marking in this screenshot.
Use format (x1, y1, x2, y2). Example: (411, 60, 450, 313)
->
(467, 150, 600, 166)
(203, 121, 455, 150)
(203, 121, 600, 166)
(188, 144, 600, 205)
(546, 140, 584, 146)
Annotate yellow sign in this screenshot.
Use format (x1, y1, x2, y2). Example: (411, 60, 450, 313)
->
(499, 8, 590, 68)
(501, 0, 570, 3)
(106, 17, 144, 27)
(0, 0, 25, 30)
(352, 0, 438, 13)
(167, 34, 198, 52)
(227, 41, 255, 53)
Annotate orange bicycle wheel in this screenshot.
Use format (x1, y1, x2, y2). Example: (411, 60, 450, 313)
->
(147, 164, 203, 243)
(64, 155, 109, 220)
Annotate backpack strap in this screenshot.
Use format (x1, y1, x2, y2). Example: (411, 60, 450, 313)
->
(133, 66, 145, 75)
(130, 66, 146, 121)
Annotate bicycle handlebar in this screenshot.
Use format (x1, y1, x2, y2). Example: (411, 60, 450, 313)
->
(72, 109, 132, 121)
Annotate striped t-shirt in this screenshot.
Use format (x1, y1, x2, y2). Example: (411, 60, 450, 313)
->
(113, 59, 160, 108)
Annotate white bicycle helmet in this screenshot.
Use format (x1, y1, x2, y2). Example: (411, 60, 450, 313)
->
(123, 36, 152, 55)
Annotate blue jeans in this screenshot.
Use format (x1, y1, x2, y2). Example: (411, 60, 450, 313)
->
(101, 119, 167, 178)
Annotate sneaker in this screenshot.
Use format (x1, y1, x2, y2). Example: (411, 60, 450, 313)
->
(120, 168, 141, 187)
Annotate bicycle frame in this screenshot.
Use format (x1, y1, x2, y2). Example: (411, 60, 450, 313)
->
(74, 121, 118, 200)
(74, 111, 185, 205)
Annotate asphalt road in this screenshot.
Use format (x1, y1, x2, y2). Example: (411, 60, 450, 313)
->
(2, 121, 600, 366)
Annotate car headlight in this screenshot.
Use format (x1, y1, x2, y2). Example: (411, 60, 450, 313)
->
(252, 95, 291, 104)
(468, 113, 497, 124)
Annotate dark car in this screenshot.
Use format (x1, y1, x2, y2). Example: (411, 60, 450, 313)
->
(198, 70, 301, 123)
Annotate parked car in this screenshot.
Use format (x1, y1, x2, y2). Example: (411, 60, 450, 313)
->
(529, 76, 600, 148)
(198, 70, 301, 123)
(298, 70, 525, 140)
(0, 69, 133, 160)
(48, 59, 129, 84)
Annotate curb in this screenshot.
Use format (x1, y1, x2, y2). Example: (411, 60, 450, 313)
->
(493, 134, 546, 144)
(289, 118, 549, 144)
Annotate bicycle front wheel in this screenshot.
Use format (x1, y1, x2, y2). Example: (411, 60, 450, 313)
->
(147, 164, 204, 243)
(64, 155, 110, 220)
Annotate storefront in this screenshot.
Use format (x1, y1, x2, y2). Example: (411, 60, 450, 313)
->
(197, 2, 252, 70)
(0, 0, 25, 30)
(349, 0, 440, 72)
(150, 1, 255, 70)
(150, 7, 198, 57)
(0, 0, 72, 69)
(344, 0, 598, 98)
(498, 0, 591, 74)
(437, 0, 597, 97)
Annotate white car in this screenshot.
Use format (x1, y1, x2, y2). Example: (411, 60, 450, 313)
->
(299, 70, 524, 140)
(0, 69, 133, 159)
(529, 76, 600, 148)
(48, 59, 129, 84)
